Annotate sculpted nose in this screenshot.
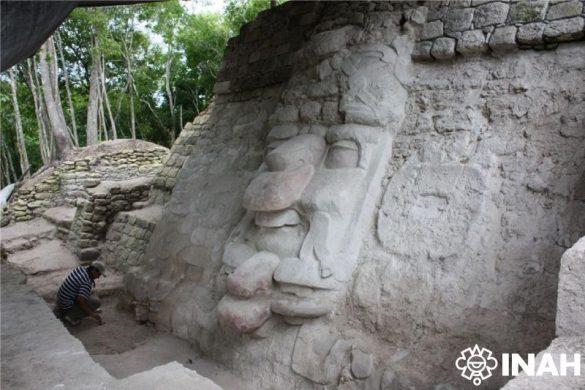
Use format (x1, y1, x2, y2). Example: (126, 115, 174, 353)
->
(242, 134, 325, 212)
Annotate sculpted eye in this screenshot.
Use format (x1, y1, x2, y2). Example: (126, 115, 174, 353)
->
(325, 140, 359, 169)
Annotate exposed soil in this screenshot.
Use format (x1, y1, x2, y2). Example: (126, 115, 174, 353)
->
(66, 297, 252, 389)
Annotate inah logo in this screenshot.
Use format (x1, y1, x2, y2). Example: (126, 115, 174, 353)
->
(455, 345, 499, 386)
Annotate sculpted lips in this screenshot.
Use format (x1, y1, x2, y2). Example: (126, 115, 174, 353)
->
(255, 209, 302, 228)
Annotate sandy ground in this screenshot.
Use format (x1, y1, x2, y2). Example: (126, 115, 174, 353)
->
(66, 297, 253, 389)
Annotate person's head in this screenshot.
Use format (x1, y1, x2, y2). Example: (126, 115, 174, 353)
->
(87, 261, 106, 280)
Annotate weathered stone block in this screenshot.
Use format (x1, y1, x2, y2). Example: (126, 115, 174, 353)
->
(517, 22, 546, 44)
(213, 80, 231, 95)
(431, 37, 457, 60)
(272, 105, 299, 123)
(405, 6, 429, 25)
(489, 25, 518, 53)
(321, 101, 340, 123)
(299, 101, 322, 122)
(34, 192, 51, 200)
(473, 2, 509, 27)
(351, 349, 374, 379)
(457, 29, 488, 55)
(427, 4, 448, 21)
(507, 0, 547, 23)
(412, 41, 433, 61)
(547, 0, 583, 20)
(472, 0, 500, 5)
(79, 247, 100, 261)
(544, 17, 585, 42)
(557, 237, 585, 337)
(444, 7, 474, 33)
(420, 20, 444, 40)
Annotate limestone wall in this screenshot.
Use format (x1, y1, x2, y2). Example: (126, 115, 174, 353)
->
(125, 2, 585, 389)
(68, 178, 152, 261)
(414, 0, 585, 60)
(6, 140, 168, 223)
(102, 206, 162, 272)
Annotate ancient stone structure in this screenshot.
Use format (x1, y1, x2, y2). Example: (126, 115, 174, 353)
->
(102, 206, 162, 272)
(3, 139, 168, 267)
(124, 1, 585, 388)
(4, 140, 167, 224)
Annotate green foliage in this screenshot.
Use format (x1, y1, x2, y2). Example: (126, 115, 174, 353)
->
(224, 0, 282, 35)
(0, 0, 280, 180)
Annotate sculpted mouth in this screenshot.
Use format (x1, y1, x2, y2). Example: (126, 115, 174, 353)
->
(255, 209, 302, 228)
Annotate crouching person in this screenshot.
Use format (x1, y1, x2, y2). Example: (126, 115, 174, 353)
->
(53, 261, 106, 326)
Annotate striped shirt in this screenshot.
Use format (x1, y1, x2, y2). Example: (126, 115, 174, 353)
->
(56, 266, 95, 310)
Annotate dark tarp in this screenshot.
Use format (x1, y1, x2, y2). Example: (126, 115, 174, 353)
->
(1, 1, 160, 72)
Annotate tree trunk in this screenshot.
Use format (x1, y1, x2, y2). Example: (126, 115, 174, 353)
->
(123, 16, 136, 140)
(1, 149, 11, 186)
(165, 55, 175, 137)
(1, 141, 14, 185)
(98, 84, 109, 141)
(38, 41, 71, 159)
(100, 55, 117, 139)
(25, 59, 51, 165)
(179, 105, 183, 131)
(55, 31, 79, 147)
(33, 56, 55, 161)
(86, 30, 100, 146)
(129, 93, 136, 139)
(2, 139, 18, 183)
(8, 68, 31, 178)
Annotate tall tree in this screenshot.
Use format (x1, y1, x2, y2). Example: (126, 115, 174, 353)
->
(55, 31, 79, 146)
(8, 68, 30, 177)
(100, 55, 117, 139)
(24, 58, 51, 164)
(38, 39, 71, 159)
(86, 37, 100, 145)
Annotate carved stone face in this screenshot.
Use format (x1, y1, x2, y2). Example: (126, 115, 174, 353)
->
(217, 44, 406, 333)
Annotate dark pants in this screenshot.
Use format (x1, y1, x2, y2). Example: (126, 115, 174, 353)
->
(54, 295, 101, 322)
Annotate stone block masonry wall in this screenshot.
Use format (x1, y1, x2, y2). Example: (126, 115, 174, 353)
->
(7, 141, 168, 223)
(102, 206, 162, 272)
(68, 178, 152, 261)
(150, 114, 208, 204)
(9, 160, 91, 223)
(413, 0, 585, 61)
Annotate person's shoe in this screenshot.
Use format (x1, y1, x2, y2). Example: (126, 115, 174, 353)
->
(63, 315, 80, 326)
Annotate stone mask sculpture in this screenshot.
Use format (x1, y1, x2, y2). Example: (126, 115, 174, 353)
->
(217, 43, 410, 334)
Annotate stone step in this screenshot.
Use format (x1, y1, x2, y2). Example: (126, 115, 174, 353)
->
(42, 206, 77, 229)
(115, 362, 221, 390)
(5, 239, 79, 276)
(0, 218, 57, 254)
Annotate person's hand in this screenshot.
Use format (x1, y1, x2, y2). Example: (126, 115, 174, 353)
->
(92, 313, 103, 325)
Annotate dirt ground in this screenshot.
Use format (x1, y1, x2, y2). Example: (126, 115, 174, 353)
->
(66, 297, 252, 389)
